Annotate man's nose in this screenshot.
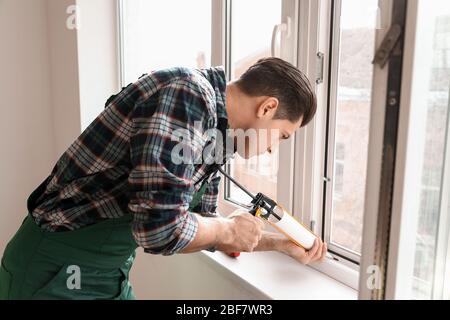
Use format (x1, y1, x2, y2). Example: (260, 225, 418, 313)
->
(267, 146, 272, 154)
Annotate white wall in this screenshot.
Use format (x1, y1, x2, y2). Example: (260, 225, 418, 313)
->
(47, 0, 82, 157)
(0, 0, 55, 254)
(76, 0, 120, 130)
(131, 250, 264, 299)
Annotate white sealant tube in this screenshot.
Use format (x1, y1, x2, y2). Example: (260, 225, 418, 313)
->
(271, 208, 317, 250)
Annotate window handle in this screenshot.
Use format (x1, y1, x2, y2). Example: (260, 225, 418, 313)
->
(316, 52, 325, 84)
(271, 17, 292, 58)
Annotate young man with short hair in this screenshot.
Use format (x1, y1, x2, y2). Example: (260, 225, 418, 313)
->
(0, 58, 327, 300)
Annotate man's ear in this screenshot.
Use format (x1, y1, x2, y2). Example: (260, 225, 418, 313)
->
(256, 97, 279, 119)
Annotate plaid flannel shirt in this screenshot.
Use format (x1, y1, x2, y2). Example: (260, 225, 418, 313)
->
(28, 66, 231, 256)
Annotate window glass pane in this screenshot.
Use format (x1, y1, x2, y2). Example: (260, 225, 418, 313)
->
(329, 0, 379, 254)
(121, 0, 211, 84)
(227, 0, 282, 204)
(412, 2, 450, 299)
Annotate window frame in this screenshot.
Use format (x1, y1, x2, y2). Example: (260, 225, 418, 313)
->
(357, 0, 450, 300)
(322, 0, 366, 264)
(292, 0, 363, 288)
(372, 0, 450, 299)
(216, 0, 362, 289)
(217, 0, 298, 214)
(430, 74, 450, 302)
(443, 125, 450, 299)
(117, 0, 213, 85)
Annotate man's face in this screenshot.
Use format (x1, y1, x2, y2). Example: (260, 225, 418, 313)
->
(225, 83, 304, 159)
(234, 115, 302, 159)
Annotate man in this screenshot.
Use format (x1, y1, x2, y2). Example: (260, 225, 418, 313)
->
(0, 58, 327, 300)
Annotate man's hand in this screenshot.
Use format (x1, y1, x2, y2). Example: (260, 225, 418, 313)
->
(278, 237, 328, 265)
(179, 209, 326, 263)
(216, 209, 265, 253)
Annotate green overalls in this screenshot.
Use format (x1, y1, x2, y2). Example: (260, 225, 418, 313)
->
(0, 181, 208, 300)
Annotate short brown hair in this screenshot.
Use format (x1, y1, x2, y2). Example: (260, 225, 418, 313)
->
(235, 57, 317, 127)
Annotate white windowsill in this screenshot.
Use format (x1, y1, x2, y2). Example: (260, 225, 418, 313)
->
(198, 249, 358, 300)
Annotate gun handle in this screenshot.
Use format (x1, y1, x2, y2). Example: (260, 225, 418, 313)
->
(227, 252, 240, 258)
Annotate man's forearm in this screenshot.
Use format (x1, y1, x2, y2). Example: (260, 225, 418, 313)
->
(179, 214, 286, 254)
(179, 214, 231, 254)
(254, 231, 287, 252)
(178, 213, 325, 265)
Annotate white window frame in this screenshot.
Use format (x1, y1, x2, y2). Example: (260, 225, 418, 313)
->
(442, 137, 450, 300)
(316, 0, 394, 271)
(383, 0, 425, 298)
(321, 0, 365, 264)
(217, 0, 361, 289)
(358, 0, 450, 300)
(369, 0, 450, 300)
(216, 0, 299, 217)
(292, 0, 368, 289)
